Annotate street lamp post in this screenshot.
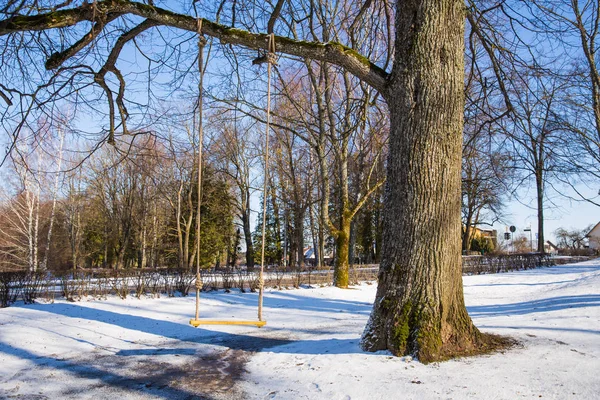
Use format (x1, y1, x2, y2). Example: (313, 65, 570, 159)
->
(524, 226, 533, 252)
(509, 226, 516, 253)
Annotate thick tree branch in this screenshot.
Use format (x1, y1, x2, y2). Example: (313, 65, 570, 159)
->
(93, 73, 116, 144)
(267, 0, 286, 34)
(45, 12, 121, 69)
(97, 18, 159, 136)
(349, 0, 374, 35)
(349, 177, 385, 221)
(87, 19, 158, 141)
(0, 87, 12, 106)
(466, 2, 514, 114)
(0, 0, 389, 92)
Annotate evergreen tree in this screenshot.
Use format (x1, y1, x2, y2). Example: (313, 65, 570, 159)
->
(253, 193, 283, 266)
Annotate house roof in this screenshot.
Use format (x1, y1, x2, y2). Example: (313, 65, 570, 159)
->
(303, 247, 333, 259)
(586, 221, 600, 238)
(304, 247, 315, 259)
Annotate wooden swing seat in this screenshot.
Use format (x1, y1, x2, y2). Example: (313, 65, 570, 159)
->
(189, 319, 266, 328)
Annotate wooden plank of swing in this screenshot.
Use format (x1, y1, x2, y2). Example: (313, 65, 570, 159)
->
(189, 319, 266, 328)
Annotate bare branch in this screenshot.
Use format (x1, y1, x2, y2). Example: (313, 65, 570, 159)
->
(0, 0, 389, 92)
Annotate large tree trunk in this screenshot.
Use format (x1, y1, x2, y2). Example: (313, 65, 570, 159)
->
(361, 0, 482, 363)
(293, 208, 305, 268)
(462, 210, 474, 252)
(270, 187, 282, 265)
(289, 221, 298, 268)
(241, 203, 254, 270)
(349, 220, 356, 265)
(333, 213, 351, 288)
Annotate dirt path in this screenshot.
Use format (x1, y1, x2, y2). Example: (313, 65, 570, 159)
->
(0, 331, 292, 400)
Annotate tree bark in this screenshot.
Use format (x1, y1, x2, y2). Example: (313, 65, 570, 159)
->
(294, 209, 305, 268)
(462, 210, 473, 252)
(270, 186, 282, 266)
(242, 196, 254, 270)
(360, 0, 482, 362)
(333, 214, 351, 287)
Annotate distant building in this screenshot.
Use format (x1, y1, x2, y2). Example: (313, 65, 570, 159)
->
(471, 227, 498, 249)
(303, 247, 333, 266)
(545, 241, 559, 255)
(586, 222, 600, 250)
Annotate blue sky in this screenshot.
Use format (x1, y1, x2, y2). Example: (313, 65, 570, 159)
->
(494, 185, 599, 242)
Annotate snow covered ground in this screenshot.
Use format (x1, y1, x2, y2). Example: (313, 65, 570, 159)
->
(1, 259, 599, 399)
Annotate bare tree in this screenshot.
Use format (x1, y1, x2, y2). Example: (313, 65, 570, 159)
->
(270, 119, 313, 268)
(62, 166, 85, 270)
(266, 65, 387, 285)
(0, 135, 45, 271)
(502, 71, 570, 253)
(40, 118, 66, 270)
(87, 146, 138, 269)
(555, 225, 592, 249)
(210, 120, 259, 269)
(158, 129, 198, 270)
(526, 1, 600, 201)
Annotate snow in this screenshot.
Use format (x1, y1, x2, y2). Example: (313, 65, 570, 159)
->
(1, 260, 599, 399)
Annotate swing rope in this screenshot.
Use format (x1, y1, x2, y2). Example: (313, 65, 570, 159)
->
(258, 33, 277, 322)
(194, 18, 207, 323)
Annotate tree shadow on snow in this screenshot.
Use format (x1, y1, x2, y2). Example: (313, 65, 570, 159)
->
(0, 342, 221, 400)
(466, 263, 600, 288)
(467, 279, 582, 287)
(7, 301, 369, 355)
(3, 298, 367, 400)
(477, 324, 600, 336)
(468, 294, 600, 318)
(194, 288, 373, 315)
